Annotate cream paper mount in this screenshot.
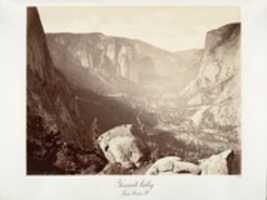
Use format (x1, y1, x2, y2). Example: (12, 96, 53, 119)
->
(0, 0, 266, 200)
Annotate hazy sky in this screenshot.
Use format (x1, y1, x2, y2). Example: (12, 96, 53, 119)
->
(39, 7, 240, 52)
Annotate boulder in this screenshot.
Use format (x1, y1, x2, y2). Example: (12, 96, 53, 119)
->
(97, 124, 144, 169)
(145, 156, 201, 175)
(199, 149, 233, 175)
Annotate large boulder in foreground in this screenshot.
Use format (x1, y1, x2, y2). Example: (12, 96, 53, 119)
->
(199, 149, 234, 175)
(146, 156, 201, 175)
(97, 124, 144, 169)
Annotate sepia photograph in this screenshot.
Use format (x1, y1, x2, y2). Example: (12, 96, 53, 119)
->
(27, 6, 241, 175)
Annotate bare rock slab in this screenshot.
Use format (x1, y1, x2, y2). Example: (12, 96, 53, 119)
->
(97, 124, 144, 169)
(199, 149, 234, 175)
(146, 156, 200, 175)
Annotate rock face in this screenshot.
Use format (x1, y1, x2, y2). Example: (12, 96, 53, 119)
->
(174, 49, 204, 86)
(199, 149, 234, 175)
(27, 7, 83, 153)
(46, 33, 203, 95)
(97, 124, 145, 168)
(27, 7, 89, 174)
(181, 23, 240, 131)
(145, 156, 201, 175)
(27, 8, 110, 174)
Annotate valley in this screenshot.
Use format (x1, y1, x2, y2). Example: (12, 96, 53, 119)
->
(27, 7, 241, 175)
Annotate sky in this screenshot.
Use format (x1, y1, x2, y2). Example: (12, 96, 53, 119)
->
(39, 6, 240, 52)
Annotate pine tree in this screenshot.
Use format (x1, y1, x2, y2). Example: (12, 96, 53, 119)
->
(91, 117, 100, 152)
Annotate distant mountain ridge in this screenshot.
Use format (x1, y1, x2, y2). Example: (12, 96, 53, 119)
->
(46, 32, 203, 95)
(181, 23, 241, 131)
(27, 7, 82, 145)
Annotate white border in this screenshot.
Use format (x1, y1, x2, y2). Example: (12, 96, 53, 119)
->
(0, 0, 267, 199)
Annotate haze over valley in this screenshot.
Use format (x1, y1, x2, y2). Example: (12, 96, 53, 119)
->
(27, 7, 241, 175)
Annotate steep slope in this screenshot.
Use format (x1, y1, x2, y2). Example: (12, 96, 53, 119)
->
(181, 23, 241, 136)
(46, 33, 203, 95)
(27, 7, 102, 174)
(171, 23, 241, 174)
(27, 7, 83, 146)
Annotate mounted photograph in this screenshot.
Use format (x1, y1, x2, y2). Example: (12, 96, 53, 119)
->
(27, 6, 241, 175)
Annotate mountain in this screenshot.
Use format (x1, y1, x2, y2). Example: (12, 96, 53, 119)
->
(27, 7, 83, 146)
(181, 23, 241, 138)
(46, 33, 203, 95)
(27, 7, 87, 173)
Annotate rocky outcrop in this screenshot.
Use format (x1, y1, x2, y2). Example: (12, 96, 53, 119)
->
(199, 149, 234, 175)
(97, 124, 145, 168)
(145, 149, 234, 175)
(27, 7, 83, 155)
(184, 23, 240, 93)
(145, 156, 201, 175)
(27, 7, 109, 174)
(181, 23, 240, 131)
